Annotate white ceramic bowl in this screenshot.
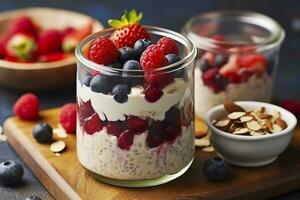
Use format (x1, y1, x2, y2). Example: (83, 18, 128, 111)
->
(205, 101, 297, 167)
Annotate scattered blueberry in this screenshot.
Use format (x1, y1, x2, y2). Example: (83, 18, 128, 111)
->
(134, 39, 152, 55)
(112, 83, 131, 95)
(198, 59, 211, 72)
(203, 157, 230, 181)
(119, 47, 139, 64)
(90, 75, 113, 94)
(214, 54, 228, 68)
(25, 196, 42, 200)
(0, 160, 24, 185)
(122, 60, 143, 86)
(32, 123, 53, 144)
(108, 62, 123, 69)
(81, 74, 92, 87)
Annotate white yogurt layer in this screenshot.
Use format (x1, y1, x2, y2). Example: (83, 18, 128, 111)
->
(195, 68, 273, 118)
(77, 78, 187, 121)
(77, 124, 194, 180)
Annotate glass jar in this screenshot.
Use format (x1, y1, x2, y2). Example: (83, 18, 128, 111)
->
(75, 26, 196, 187)
(182, 10, 285, 119)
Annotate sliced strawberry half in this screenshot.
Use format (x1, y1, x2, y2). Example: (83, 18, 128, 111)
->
(241, 54, 268, 74)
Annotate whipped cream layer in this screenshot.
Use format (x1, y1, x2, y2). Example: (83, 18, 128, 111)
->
(195, 68, 273, 118)
(77, 78, 187, 121)
(77, 123, 194, 180)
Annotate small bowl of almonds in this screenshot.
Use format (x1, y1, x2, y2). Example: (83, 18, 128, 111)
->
(206, 101, 297, 167)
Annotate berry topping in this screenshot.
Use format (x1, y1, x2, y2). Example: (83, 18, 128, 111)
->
(279, 99, 300, 118)
(146, 121, 166, 148)
(134, 39, 152, 55)
(122, 60, 143, 86)
(241, 54, 267, 74)
(108, 10, 150, 48)
(202, 67, 227, 93)
(144, 86, 163, 102)
(145, 72, 174, 88)
(89, 37, 119, 65)
(32, 123, 53, 143)
(112, 83, 130, 104)
(84, 113, 103, 135)
(140, 44, 169, 70)
(13, 93, 40, 120)
(81, 74, 92, 86)
(106, 121, 127, 137)
(0, 160, 24, 185)
(203, 157, 230, 182)
(37, 30, 62, 55)
(9, 16, 38, 37)
(78, 100, 95, 126)
(165, 107, 180, 125)
(118, 46, 139, 64)
(127, 116, 147, 133)
(60, 103, 77, 134)
(117, 130, 134, 150)
(90, 75, 114, 94)
(6, 34, 37, 61)
(198, 59, 211, 72)
(165, 123, 181, 142)
(157, 37, 179, 55)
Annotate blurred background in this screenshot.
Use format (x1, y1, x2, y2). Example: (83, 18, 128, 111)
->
(0, 0, 300, 199)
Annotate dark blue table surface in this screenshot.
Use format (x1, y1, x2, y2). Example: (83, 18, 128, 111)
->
(0, 0, 300, 199)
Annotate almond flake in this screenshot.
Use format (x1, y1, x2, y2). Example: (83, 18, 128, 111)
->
(233, 128, 249, 135)
(224, 102, 245, 112)
(227, 112, 246, 120)
(246, 120, 261, 131)
(258, 113, 272, 119)
(53, 128, 68, 138)
(215, 119, 230, 127)
(0, 134, 7, 142)
(195, 137, 210, 147)
(0, 126, 3, 135)
(260, 107, 266, 113)
(250, 131, 265, 136)
(240, 116, 253, 122)
(275, 118, 287, 129)
(202, 146, 215, 152)
(272, 124, 282, 133)
(50, 141, 66, 153)
(274, 111, 281, 119)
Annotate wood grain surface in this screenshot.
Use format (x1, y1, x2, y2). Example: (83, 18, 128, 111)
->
(3, 108, 300, 200)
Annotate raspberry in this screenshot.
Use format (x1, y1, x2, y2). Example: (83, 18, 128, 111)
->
(60, 103, 76, 134)
(38, 30, 62, 55)
(127, 116, 147, 133)
(78, 100, 95, 126)
(144, 86, 163, 102)
(89, 37, 119, 65)
(117, 130, 134, 150)
(157, 37, 179, 55)
(140, 45, 169, 70)
(83, 113, 103, 135)
(13, 93, 39, 120)
(144, 72, 174, 88)
(106, 121, 127, 137)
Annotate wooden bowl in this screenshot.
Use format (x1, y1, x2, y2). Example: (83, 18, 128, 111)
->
(0, 7, 103, 91)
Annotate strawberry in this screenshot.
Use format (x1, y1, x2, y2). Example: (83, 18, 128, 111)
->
(62, 22, 93, 53)
(89, 37, 119, 65)
(6, 33, 37, 61)
(38, 30, 62, 55)
(9, 16, 39, 38)
(157, 37, 179, 55)
(39, 52, 70, 62)
(108, 10, 150, 48)
(241, 54, 267, 74)
(219, 55, 241, 81)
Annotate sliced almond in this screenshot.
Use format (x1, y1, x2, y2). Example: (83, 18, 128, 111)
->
(215, 119, 230, 127)
(195, 137, 210, 147)
(250, 131, 265, 136)
(272, 124, 282, 133)
(0, 134, 7, 142)
(195, 118, 208, 138)
(50, 141, 66, 153)
(227, 112, 246, 120)
(233, 128, 249, 135)
(212, 119, 217, 124)
(274, 111, 281, 119)
(264, 119, 273, 131)
(240, 116, 253, 122)
(246, 120, 261, 131)
(258, 113, 272, 119)
(275, 118, 287, 130)
(228, 123, 237, 133)
(224, 102, 245, 112)
(259, 106, 266, 113)
(202, 146, 215, 152)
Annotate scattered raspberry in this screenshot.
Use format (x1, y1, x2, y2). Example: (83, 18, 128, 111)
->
(279, 99, 300, 118)
(89, 38, 119, 65)
(60, 103, 76, 134)
(140, 45, 169, 70)
(13, 93, 39, 120)
(38, 30, 62, 55)
(9, 16, 39, 37)
(157, 37, 179, 55)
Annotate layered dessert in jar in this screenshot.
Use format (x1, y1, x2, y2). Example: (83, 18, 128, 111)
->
(182, 11, 285, 118)
(75, 10, 196, 186)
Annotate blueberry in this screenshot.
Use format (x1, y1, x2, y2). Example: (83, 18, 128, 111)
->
(0, 160, 24, 185)
(114, 92, 128, 103)
(165, 107, 180, 125)
(122, 60, 143, 86)
(108, 62, 123, 69)
(112, 84, 131, 95)
(134, 39, 152, 55)
(166, 54, 181, 64)
(81, 75, 92, 87)
(25, 196, 42, 200)
(203, 157, 230, 181)
(90, 75, 113, 94)
(119, 47, 139, 64)
(214, 54, 228, 68)
(32, 123, 53, 144)
(198, 59, 211, 72)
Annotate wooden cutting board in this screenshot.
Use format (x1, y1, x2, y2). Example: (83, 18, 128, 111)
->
(3, 108, 300, 200)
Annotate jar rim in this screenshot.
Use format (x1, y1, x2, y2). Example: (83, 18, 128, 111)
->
(75, 25, 197, 75)
(183, 10, 285, 53)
